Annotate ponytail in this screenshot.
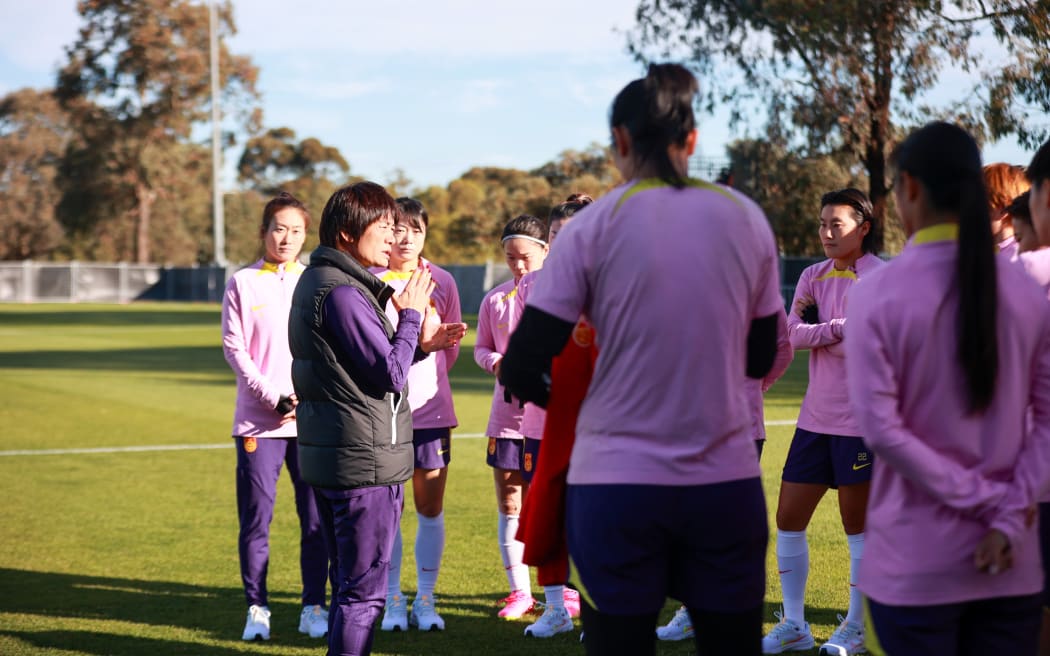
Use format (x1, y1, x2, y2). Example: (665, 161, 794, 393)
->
(893, 122, 997, 412)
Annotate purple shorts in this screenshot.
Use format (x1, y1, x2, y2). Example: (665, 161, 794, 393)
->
(520, 437, 541, 483)
(866, 593, 1041, 655)
(1041, 502, 1050, 608)
(486, 437, 523, 471)
(566, 477, 767, 615)
(782, 428, 874, 488)
(413, 427, 451, 470)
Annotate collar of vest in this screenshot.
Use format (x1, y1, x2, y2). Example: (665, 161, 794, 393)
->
(309, 245, 395, 307)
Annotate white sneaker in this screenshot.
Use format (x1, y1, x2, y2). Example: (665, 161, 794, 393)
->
(381, 594, 409, 632)
(762, 609, 814, 653)
(656, 606, 694, 641)
(410, 594, 445, 631)
(298, 604, 328, 639)
(242, 604, 271, 641)
(524, 605, 573, 638)
(819, 614, 866, 655)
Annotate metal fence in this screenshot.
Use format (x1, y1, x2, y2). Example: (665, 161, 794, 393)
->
(0, 257, 818, 311)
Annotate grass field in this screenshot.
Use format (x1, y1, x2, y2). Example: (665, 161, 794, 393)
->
(0, 303, 852, 655)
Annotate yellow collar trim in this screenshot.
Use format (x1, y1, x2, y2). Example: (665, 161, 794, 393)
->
(260, 260, 305, 274)
(814, 268, 858, 281)
(912, 223, 958, 246)
(612, 177, 741, 215)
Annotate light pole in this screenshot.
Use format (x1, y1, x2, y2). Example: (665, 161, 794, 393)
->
(210, 1, 227, 267)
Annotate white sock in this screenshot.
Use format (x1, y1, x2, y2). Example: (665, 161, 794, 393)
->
(777, 529, 809, 624)
(544, 585, 565, 611)
(387, 526, 403, 598)
(845, 532, 865, 625)
(415, 512, 445, 598)
(497, 512, 530, 594)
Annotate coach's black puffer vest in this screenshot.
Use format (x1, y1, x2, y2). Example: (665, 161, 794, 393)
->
(290, 245, 413, 490)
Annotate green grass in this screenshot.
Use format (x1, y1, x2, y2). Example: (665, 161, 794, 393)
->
(0, 303, 849, 655)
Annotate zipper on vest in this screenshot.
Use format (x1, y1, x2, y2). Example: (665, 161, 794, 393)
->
(389, 393, 399, 445)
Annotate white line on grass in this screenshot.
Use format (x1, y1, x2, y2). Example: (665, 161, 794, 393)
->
(0, 420, 798, 457)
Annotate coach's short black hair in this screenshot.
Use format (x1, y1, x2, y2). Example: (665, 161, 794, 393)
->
(319, 181, 397, 248)
(1028, 139, 1050, 188)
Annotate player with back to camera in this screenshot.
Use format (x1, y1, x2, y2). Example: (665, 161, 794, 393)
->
(500, 62, 784, 656)
(846, 122, 1050, 656)
(474, 213, 549, 620)
(372, 198, 467, 633)
(220, 191, 330, 642)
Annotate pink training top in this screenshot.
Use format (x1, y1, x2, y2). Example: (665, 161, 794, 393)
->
(475, 278, 526, 438)
(748, 308, 793, 441)
(516, 271, 547, 439)
(221, 259, 304, 438)
(788, 253, 884, 436)
(998, 234, 1019, 261)
(527, 179, 784, 487)
(372, 259, 461, 429)
(846, 224, 1050, 606)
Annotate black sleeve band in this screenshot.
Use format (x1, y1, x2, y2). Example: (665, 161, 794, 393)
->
(499, 306, 576, 408)
(746, 313, 779, 379)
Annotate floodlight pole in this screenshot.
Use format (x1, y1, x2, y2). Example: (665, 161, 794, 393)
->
(210, 1, 227, 267)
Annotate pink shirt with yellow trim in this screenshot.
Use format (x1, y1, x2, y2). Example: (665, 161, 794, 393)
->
(527, 178, 784, 486)
(788, 252, 884, 437)
(221, 259, 304, 438)
(475, 278, 526, 438)
(847, 223, 1050, 606)
(516, 271, 548, 439)
(372, 259, 461, 430)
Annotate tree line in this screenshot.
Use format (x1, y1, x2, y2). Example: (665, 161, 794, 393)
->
(2, 0, 1047, 265)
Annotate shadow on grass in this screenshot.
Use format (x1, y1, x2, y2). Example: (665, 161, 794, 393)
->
(0, 346, 232, 378)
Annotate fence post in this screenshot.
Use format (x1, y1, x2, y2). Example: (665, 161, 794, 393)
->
(21, 260, 32, 303)
(70, 260, 79, 302)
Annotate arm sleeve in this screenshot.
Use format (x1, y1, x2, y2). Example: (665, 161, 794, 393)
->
(762, 308, 794, 392)
(324, 285, 422, 393)
(500, 307, 576, 408)
(439, 272, 463, 373)
(788, 270, 844, 350)
(989, 306, 1050, 547)
(474, 297, 501, 374)
(845, 290, 1008, 519)
(221, 277, 282, 410)
(746, 313, 779, 379)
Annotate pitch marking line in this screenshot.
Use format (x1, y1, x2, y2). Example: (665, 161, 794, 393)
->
(0, 420, 798, 457)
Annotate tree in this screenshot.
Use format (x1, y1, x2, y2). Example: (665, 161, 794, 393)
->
(56, 0, 259, 263)
(238, 127, 349, 192)
(629, 0, 1050, 251)
(0, 89, 72, 260)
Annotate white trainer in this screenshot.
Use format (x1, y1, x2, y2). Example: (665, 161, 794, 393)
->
(762, 609, 815, 653)
(524, 605, 573, 638)
(298, 604, 328, 639)
(381, 594, 409, 632)
(819, 614, 866, 655)
(410, 594, 445, 631)
(656, 606, 694, 641)
(242, 604, 271, 641)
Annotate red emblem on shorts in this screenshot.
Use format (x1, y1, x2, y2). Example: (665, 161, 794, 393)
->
(524, 453, 533, 472)
(488, 438, 496, 456)
(244, 437, 257, 454)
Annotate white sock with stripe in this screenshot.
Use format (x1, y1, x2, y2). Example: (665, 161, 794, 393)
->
(544, 585, 565, 611)
(497, 511, 530, 593)
(845, 532, 865, 625)
(776, 529, 809, 623)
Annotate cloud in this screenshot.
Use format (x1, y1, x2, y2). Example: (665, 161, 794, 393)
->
(280, 78, 394, 101)
(455, 79, 507, 113)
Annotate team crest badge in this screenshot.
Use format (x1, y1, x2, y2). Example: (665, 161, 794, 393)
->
(572, 321, 595, 347)
(243, 437, 257, 454)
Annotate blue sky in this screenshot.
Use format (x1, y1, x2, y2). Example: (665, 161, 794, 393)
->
(0, 0, 1033, 190)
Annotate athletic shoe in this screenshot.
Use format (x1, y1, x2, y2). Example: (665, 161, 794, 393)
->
(563, 588, 581, 618)
(409, 594, 445, 631)
(498, 590, 536, 619)
(298, 604, 328, 638)
(819, 615, 866, 655)
(381, 594, 409, 632)
(524, 605, 573, 638)
(656, 606, 694, 641)
(762, 609, 814, 653)
(241, 604, 271, 641)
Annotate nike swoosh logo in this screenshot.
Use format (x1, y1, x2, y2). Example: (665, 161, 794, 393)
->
(852, 462, 872, 471)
